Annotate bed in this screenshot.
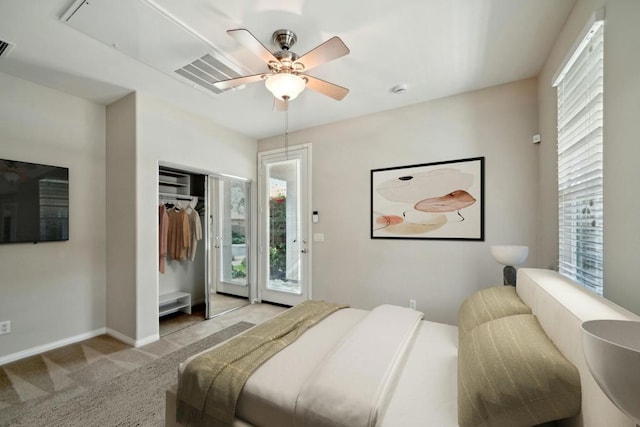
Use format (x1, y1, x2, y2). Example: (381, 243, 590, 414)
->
(165, 268, 640, 427)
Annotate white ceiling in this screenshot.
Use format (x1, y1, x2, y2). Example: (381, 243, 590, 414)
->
(0, 0, 576, 139)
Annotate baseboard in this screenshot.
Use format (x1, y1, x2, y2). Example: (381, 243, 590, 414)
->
(134, 333, 159, 347)
(0, 327, 106, 366)
(106, 328, 159, 348)
(1, 327, 161, 365)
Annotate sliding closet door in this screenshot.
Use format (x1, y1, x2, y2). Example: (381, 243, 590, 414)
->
(208, 176, 251, 317)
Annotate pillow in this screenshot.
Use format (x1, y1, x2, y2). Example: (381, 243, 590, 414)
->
(458, 314, 581, 427)
(458, 286, 531, 340)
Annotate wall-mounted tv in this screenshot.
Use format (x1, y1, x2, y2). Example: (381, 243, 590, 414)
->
(0, 159, 69, 244)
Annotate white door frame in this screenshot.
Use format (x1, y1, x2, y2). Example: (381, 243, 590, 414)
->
(257, 143, 312, 306)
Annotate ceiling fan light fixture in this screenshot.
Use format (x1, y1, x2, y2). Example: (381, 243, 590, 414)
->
(265, 73, 306, 101)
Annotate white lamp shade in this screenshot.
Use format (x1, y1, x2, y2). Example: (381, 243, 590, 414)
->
(582, 319, 640, 422)
(265, 73, 306, 100)
(490, 245, 528, 266)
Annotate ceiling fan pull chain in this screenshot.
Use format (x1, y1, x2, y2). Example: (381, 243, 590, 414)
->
(284, 96, 290, 159)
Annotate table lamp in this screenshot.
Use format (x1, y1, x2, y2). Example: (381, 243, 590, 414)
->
(490, 245, 528, 286)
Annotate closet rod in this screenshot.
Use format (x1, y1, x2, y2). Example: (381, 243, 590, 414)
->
(159, 194, 197, 202)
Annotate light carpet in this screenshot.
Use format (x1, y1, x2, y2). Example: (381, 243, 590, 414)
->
(1, 321, 254, 427)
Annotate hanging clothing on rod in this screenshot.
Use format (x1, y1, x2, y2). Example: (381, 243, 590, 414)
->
(186, 203, 202, 261)
(159, 205, 169, 273)
(158, 195, 203, 270)
(167, 206, 191, 261)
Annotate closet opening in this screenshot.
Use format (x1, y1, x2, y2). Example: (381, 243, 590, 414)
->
(158, 165, 251, 336)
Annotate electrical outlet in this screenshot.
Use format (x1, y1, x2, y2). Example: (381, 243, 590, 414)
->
(0, 320, 10, 335)
(409, 299, 417, 310)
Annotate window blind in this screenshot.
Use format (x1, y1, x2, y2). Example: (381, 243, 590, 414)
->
(555, 19, 604, 295)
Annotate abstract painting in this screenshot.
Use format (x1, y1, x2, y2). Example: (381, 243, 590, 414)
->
(371, 157, 484, 240)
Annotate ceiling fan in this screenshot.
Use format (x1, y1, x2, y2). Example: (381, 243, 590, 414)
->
(213, 29, 350, 104)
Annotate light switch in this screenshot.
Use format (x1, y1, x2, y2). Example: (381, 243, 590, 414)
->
(313, 233, 325, 242)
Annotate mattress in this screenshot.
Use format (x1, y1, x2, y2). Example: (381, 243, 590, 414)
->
(178, 307, 458, 426)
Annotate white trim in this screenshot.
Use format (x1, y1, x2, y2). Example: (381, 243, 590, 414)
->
(159, 160, 252, 183)
(133, 333, 160, 347)
(306, 145, 313, 301)
(106, 328, 159, 348)
(258, 142, 312, 157)
(59, 0, 87, 22)
(553, 8, 605, 87)
(0, 327, 106, 366)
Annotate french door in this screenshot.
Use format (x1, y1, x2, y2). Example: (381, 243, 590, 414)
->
(258, 145, 311, 306)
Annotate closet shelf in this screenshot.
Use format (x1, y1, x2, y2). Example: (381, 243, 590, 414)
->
(159, 291, 192, 317)
(159, 168, 191, 197)
(159, 192, 197, 200)
(159, 180, 189, 187)
(158, 169, 189, 178)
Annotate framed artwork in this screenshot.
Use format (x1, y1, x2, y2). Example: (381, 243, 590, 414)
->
(371, 157, 484, 240)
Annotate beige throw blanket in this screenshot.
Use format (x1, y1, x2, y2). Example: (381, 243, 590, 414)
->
(176, 300, 346, 426)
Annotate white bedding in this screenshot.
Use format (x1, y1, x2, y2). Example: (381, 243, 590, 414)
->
(237, 308, 368, 426)
(294, 305, 424, 427)
(176, 307, 458, 427)
(168, 268, 640, 427)
(381, 320, 458, 426)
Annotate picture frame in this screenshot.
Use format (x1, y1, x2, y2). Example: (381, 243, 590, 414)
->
(371, 157, 484, 240)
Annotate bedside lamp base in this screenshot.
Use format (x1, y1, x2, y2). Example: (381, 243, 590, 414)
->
(503, 265, 517, 286)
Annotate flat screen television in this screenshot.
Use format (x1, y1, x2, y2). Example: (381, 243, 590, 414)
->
(0, 159, 69, 244)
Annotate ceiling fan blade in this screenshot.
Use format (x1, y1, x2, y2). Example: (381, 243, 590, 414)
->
(295, 37, 350, 72)
(227, 29, 279, 65)
(213, 73, 265, 91)
(303, 75, 349, 101)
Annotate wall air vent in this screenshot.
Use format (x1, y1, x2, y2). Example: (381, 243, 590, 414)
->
(0, 40, 16, 57)
(175, 53, 243, 94)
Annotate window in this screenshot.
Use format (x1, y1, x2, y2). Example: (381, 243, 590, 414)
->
(554, 13, 604, 295)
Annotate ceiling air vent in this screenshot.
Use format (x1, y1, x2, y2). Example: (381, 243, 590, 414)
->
(62, 0, 248, 97)
(175, 53, 243, 94)
(0, 40, 16, 57)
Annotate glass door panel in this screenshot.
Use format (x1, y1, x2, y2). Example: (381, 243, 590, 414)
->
(259, 146, 310, 306)
(208, 176, 250, 318)
(220, 180, 249, 286)
(267, 160, 301, 294)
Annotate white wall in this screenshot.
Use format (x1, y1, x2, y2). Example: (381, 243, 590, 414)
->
(259, 79, 539, 325)
(0, 78, 257, 355)
(108, 93, 257, 343)
(538, 0, 640, 314)
(105, 93, 137, 340)
(0, 72, 106, 358)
